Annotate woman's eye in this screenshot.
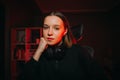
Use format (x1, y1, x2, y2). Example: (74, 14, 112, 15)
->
(54, 27, 59, 30)
(43, 26, 49, 29)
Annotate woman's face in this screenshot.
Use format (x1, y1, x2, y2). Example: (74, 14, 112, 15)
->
(43, 16, 67, 46)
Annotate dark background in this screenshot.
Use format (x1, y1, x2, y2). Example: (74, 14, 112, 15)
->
(1, 0, 120, 80)
(0, 2, 5, 80)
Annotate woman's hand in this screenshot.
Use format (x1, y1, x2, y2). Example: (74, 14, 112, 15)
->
(38, 37, 48, 52)
(33, 37, 48, 61)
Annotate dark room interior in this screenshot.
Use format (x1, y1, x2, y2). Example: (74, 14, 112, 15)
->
(1, 0, 120, 80)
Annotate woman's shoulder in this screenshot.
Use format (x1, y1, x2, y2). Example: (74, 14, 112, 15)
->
(66, 44, 85, 56)
(69, 44, 83, 51)
(69, 44, 93, 60)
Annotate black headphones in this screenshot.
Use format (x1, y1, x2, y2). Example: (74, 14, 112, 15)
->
(43, 43, 67, 60)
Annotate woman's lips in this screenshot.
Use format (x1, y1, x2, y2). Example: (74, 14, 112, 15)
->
(47, 38, 54, 41)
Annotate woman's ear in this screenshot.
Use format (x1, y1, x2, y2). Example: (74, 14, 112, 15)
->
(63, 29, 68, 36)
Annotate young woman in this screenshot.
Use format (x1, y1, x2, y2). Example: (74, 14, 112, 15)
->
(22, 11, 108, 80)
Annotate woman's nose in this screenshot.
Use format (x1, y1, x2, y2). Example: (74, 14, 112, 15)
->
(48, 28, 53, 36)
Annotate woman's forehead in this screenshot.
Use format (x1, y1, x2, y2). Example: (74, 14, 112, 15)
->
(44, 16, 64, 25)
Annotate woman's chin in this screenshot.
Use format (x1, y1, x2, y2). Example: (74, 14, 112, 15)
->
(47, 42, 56, 46)
(47, 42, 62, 46)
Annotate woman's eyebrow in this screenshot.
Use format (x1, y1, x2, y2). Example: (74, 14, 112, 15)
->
(43, 24, 47, 25)
(43, 24, 48, 26)
(54, 24, 60, 26)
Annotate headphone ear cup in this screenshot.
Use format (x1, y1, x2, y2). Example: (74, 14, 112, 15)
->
(44, 44, 66, 60)
(55, 47, 61, 54)
(54, 47, 61, 57)
(54, 47, 66, 60)
(45, 47, 54, 57)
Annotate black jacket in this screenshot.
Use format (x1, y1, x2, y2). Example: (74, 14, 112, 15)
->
(22, 44, 108, 80)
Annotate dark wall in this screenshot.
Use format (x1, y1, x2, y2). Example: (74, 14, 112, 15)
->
(6, 0, 42, 27)
(0, 2, 5, 80)
(109, 3, 120, 80)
